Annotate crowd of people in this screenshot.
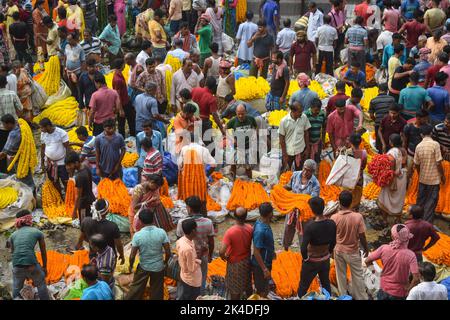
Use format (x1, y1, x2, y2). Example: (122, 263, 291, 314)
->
(1, 0, 450, 301)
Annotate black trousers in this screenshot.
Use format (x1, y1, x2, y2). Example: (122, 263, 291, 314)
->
(118, 102, 136, 138)
(334, 33, 345, 63)
(316, 50, 334, 76)
(158, 100, 168, 115)
(374, 125, 382, 153)
(0, 129, 9, 173)
(298, 259, 331, 298)
(14, 46, 32, 64)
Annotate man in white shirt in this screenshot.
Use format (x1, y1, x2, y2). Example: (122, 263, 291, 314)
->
(316, 15, 338, 75)
(376, 30, 393, 59)
(276, 19, 297, 61)
(407, 262, 448, 300)
(307, 2, 324, 43)
(136, 41, 153, 67)
(0, 65, 17, 93)
(236, 11, 258, 65)
(39, 117, 70, 195)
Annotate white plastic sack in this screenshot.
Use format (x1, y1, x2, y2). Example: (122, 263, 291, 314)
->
(222, 32, 234, 53)
(0, 178, 34, 229)
(44, 80, 71, 107)
(340, 48, 348, 65)
(374, 68, 388, 85)
(165, 132, 177, 159)
(326, 153, 361, 189)
(363, 261, 382, 299)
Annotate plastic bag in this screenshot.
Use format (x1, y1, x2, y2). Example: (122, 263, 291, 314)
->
(0, 178, 34, 231)
(326, 153, 361, 189)
(440, 276, 450, 300)
(301, 288, 331, 300)
(163, 151, 178, 186)
(222, 32, 234, 53)
(340, 48, 348, 65)
(30, 80, 48, 112)
(44, 80, 71, 107)
(106, 213, 130, 233)
(63, 278, 88, 300)
(375, 68, 388, 84)
(122, 167, 138, 188)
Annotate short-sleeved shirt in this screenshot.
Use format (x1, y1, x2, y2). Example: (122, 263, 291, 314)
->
(112, 70, 130, 107)
(401, 0, 420, 20)
(354, 2, 374, 26)
(399, 86, 431, 112)
(270, 65, 289, 97)
(191, 87, 217, 120)
(369, 93, 396, 126)
(253, 33, 274, 58)
(65, 44, 86, 71)
(132, 225, 169, 272)
(388, 56, 401, 87)
(367, 244, 419, 297)
(262, 0, 279, 31)
(9, 21, 28, 51)
(287, 171, 320, 196)
(80, 136, 96, 164)
(305, 109, 326, 143)
(427, 86, 449, 122)
(414, 136, 443, 185)
(99, 24, 121, 55)
(78, 71, 101, 108)
(95, 132, 125, 175)
(142, 147, 163, 177)
(403, 123, 425, 154)
(134, 93, 158, 133)
(405, 219, 440, 255)
(74, 167, 95, 209)
(80, 218, 121, 254)
(47, 24, 60, 56)
(148, 20, 166, 49)
(391, 66, 410, 92)
(89, 86, 120, 125)
(326, 93, 349, 115)
(226, 116, 257, 150)
(10, 227, 44, 267)
(2, 125, 21, 155)
(402, 20, 427, 48)
(136, 131, 163, 168)
(41, 127, 69, 165)
(331, 210, 366, 254)
(290, 40, 316, 72)
(383, 8, 400, 32)
(197, 24, 213, 55)
(316, 24, 338, 52)
(345, 24, 368, 47)
(95, 246, 116, 279)
(80, 37, 102, 56)
(222, 224, 253, 263)
(289, 88, 319, 111)
(432, 123, 450, 156)
(326, 105, 361, 147)
(81, 280, 114, 300)
(344, 70, 366, 87)
(278, 113, 311, 156)
(251, 220, 275, 269)
(424, 8, 446, 31)
(380, 115, 407, 146)
(176, 215, 215, 258)
(406, 281, 449, 300)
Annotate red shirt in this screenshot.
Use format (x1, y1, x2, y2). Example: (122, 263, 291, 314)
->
(290, 40, 316, 72)
(57, 19, 75, 33)
(403, 21, 427, 49)
(425, 64, 443, 87)
(326, 93, 349, 115)
(191, 87, 218, 120)
(405, 219, 440, 255)
(89, 86, 120, 124)
(380, 115, 407, 146)
(112, 70, 130, 106)
(354, 2, 374, 26)
(222, 224, 253, 263)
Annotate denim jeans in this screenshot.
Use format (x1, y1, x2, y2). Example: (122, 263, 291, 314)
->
(13, 264, 50, 300)
(417, 183, 440, 222)
(377, 289, 405, 300)
(200, 255, 208, 295)
(176, 279, 201, 300)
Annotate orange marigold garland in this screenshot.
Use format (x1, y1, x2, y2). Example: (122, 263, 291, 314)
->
(226, 179, 270, 211)
(64, 179, 76, 214)
(206, 193, 222, 211)
(177, 149, 207, 201)
(160, 177, 169, 197)
(42, 179, 70, 219)
(270, 185, 315, 221)
(160, 195, 174, 209)
(362, 182, 381, 200)
(97, 178, 131, 217)
(423, 232, 450, 266)
(36, 250, 90, 284)
(318, 160, 341, 202)
(278, 171, 293, 186)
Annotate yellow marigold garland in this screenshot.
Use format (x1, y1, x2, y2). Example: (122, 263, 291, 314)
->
(36, 55, 60, 96)
(42, 179, 70, 219)
(0, 187, 19, 209)
(68, 126, 92, 151)
(267, 110, 288, 127)
(234, 76, 270, 100)
(33, 96, 78, 128)
(7, 119, 37, 179)
(121, 152, 139, 168)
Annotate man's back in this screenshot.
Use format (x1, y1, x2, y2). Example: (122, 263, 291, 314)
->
(10, 227, 44, 267)
(177, 215, 215, 257)
(405, 219, 439, 254)
(407, 281, 448, 300)
(81, 217, 120, 253)
(81, 280, 114, 300)
(331, 210, 365, 254)
(132, 225, 168, 271)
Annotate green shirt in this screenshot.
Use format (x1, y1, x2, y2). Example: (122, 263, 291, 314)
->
(305, 109, 326, 143)
(399, 85, 431, 112)
(227, 115, 257, 149)
(197, 25, 213, 55)
(131, 225, 169, 272)
(10, 227, 44, 267)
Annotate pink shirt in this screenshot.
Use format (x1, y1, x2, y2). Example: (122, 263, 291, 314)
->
(331, 210, 366, 254)
(328, 8, 346, 30)
(383, 8, 400, 32)
(176, 236, 202, 287)
(440, 64, 450, 93)
(326, 104, 361, 147)
(89, 86, 120, 124)
(368, 245, 419, 297)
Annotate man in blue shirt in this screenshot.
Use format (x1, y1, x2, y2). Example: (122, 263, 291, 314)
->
(343, 62, 366, 88)
(136, 121, 163, 182)
(289, 73, 319, 111)
(81, 264, 114, 300)
(427, 71, 450, 124)
(262, 0, 279, 41)
(252, 202, 275, 298)
(125, 209, 172, 300)
(381, 33, 407, 69)
(401, 0, 420, 20)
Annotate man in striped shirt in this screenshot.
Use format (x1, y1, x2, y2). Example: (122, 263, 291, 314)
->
(81, 29, 102, 62)
(90, 233, 116, 290)
(369, 83, 396, 153)
(141, 136, 163, 182)
(432, 114, 450, 161)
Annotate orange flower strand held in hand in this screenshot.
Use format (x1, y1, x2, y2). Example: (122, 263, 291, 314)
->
(270, 185, 315, 221)
(317, 160, 341, 202)
(97, 178, 131, 217)
(278, 171, 293, 186)
(64, 179, 76, 214)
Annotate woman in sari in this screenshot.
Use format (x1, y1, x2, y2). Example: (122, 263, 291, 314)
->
(32, 0, 49, 56)
(377, 133, 408, 225)
(66, 0, 85, 39)
(129, 173, 175, 237)
(114, 0, 126, 36)
(205, 0, 223, 54)
(12, 61, 33, 121)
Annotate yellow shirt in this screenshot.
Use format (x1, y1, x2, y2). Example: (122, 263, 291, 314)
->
(388, 56, 401, 90)
(6, 5, 19, 31)
(47, 24, 60, 56)
(148, 20, 166, 48)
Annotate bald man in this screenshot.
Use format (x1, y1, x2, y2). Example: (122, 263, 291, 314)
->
(220, 207, 253, 299)
(226, 104, 258, 180)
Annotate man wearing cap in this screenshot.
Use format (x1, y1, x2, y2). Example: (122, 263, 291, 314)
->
(195, 13, 213, 66)
(289, 30, 316, 77)
(216, 59, 236, 111)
